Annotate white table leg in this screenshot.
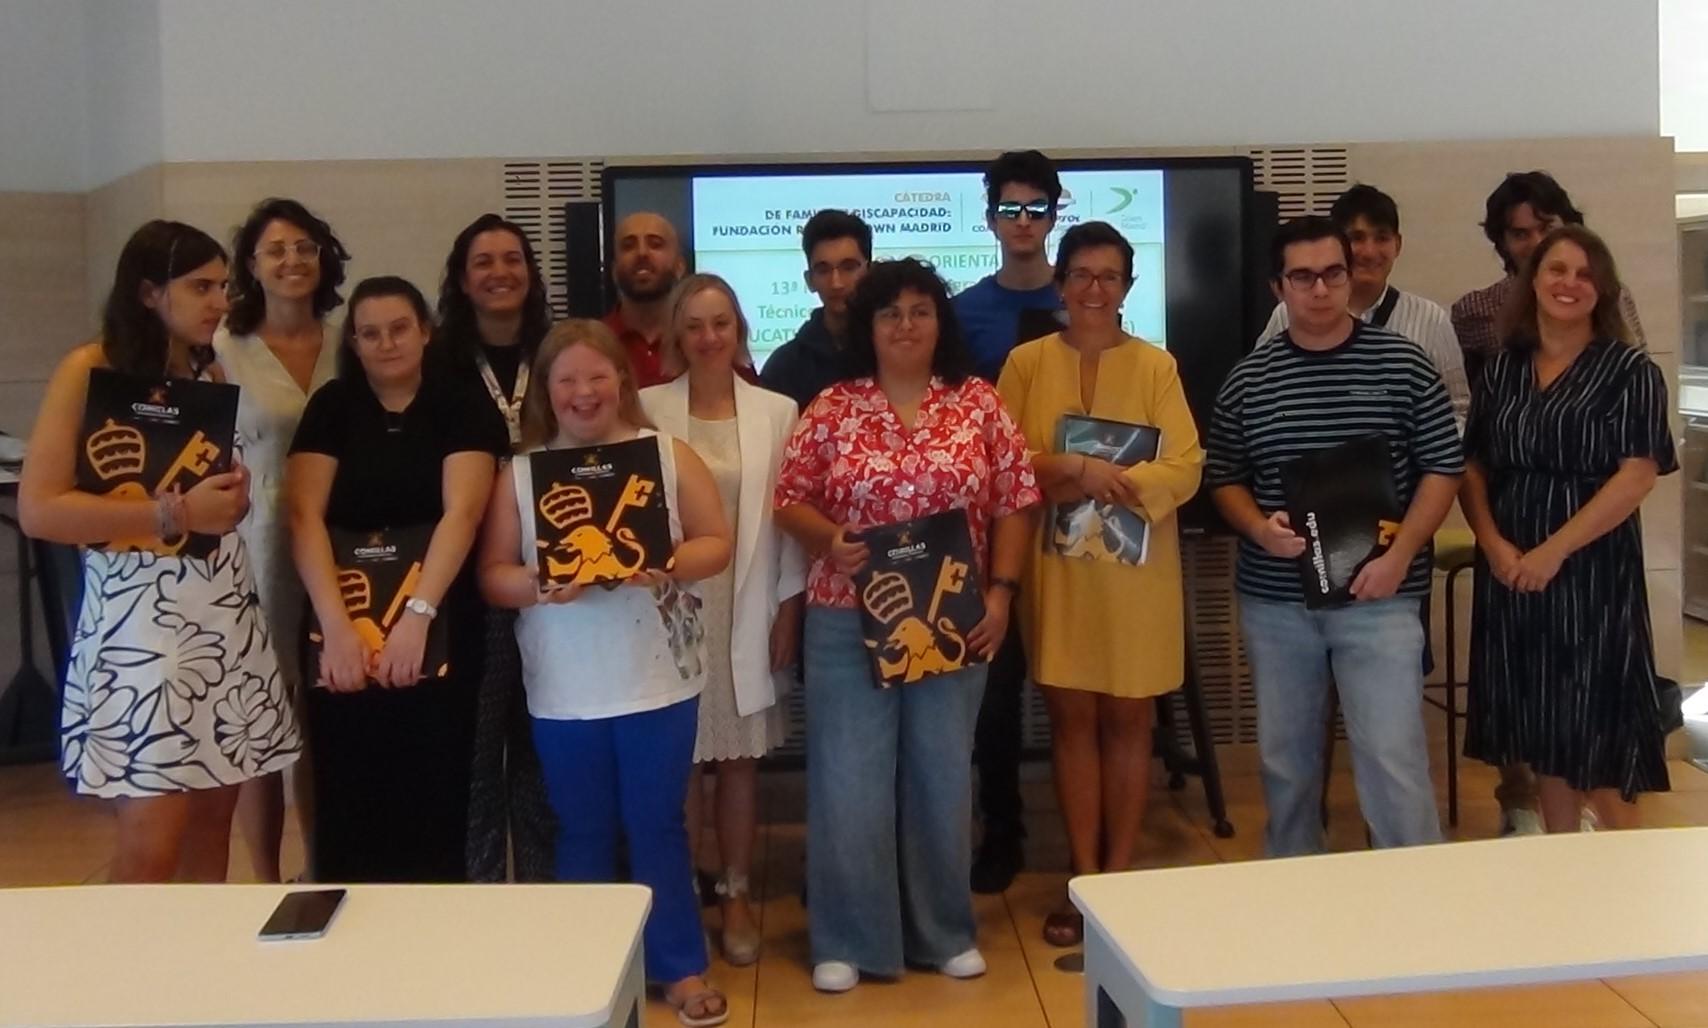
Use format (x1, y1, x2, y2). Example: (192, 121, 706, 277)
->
(1084, 928, 1182, 1028)
(606, 938, 646, 1028)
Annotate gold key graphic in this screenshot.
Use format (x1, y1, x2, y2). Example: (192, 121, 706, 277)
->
(104, 429, 224, 555)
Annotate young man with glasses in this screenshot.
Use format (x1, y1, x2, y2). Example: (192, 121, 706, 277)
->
(761, 209, 872, 411)
(1207, 217, 1463, 858)
(1452, 171, 1645, 388)
(952, 149, 1063, 894)
(1257, 185, 1469, 425)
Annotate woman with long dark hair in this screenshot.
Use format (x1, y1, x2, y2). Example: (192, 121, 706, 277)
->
(437, 213, 557, 881)
(1462, 225, 1676, 831)
(215, 197, 349, 881)
(286, 276, 507, 880)
(20, 220, 300, 881)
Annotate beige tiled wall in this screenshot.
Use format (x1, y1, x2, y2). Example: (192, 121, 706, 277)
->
(1346, 136, 1684, 678)
(0, 191, 90, 437)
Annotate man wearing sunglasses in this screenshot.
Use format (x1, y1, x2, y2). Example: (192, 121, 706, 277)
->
(953, 149, 1063, 895)
(1206, 216, 1462, 858)
(760, 209, 872, 411)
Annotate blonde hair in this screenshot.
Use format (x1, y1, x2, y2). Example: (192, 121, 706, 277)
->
(663, 273, 754, 373)
(518, 319, 654, 450)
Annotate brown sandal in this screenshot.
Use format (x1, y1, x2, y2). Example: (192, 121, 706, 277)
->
(1043, 905, 1084, 948)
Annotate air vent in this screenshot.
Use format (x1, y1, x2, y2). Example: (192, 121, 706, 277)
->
(502, 160, 604, 319)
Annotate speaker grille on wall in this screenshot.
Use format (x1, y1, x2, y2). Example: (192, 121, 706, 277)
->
(502, 160, 604, 319)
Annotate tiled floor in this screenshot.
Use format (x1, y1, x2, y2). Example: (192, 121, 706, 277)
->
(6, 620, 1708, 1026)
(7, 750, 1708, 1025)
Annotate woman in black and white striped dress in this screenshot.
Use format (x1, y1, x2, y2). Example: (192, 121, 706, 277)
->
(1461, 225, 1676, 832)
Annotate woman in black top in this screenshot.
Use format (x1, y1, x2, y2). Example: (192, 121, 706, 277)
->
(1462, 225, 1676, 832)
(437, 214, 558, 881)
(287, 276, 507, 881)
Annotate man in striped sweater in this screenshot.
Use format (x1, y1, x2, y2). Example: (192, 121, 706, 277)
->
(1256, 184, 1469, 428)
(1207, 216, 1465, 858)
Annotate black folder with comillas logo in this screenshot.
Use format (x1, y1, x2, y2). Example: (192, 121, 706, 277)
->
(529, 437, 673, 588)
(76, 368, 239, 559)
(305, 523, 449, 683)
(1280, 435, 1403, 610)
(852, 509, 987, 688)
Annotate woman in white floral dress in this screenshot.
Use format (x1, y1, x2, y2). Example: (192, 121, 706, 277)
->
(20, 221, 301, 882)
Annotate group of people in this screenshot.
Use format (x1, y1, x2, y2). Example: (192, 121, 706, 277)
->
(14, 147, 1675, 1025)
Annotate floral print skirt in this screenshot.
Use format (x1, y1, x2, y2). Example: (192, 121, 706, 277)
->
(61, 538, 301, 798)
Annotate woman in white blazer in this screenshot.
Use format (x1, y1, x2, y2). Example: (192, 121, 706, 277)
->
(641, 273, 805, 967)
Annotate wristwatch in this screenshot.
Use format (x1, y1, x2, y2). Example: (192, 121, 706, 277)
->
(404, 596, 438, 620)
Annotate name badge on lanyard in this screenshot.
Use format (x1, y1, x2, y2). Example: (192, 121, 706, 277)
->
(478, 352, 529, 445)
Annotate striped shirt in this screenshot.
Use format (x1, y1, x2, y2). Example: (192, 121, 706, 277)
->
(1206, 322, 1465, 603)
(1258, 286, 1470, 426)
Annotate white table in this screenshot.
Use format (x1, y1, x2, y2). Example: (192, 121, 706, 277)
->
(1071, 828, 1708, 1027)
(0, 883, 650, 1027)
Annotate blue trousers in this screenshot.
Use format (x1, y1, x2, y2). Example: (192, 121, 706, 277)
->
(1240, 595, 1443, 857)
(805, 606, 986, 975)
(532, 697, 706, 983)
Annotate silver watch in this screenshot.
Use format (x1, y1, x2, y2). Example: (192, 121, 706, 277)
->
(404, 596, 438, 620)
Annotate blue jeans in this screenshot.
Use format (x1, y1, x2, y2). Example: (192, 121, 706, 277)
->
(1240, 595, 1442, 857)
(532, 697, 706, 983)
(805, 606, 986, 975)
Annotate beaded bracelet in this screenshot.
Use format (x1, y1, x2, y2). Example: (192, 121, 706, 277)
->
(156, 491, 187, 543)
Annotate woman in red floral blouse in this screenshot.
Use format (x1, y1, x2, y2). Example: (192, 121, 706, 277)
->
(774, 258, 1041, 993)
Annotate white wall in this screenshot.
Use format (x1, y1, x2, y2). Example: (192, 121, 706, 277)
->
(82, 0, 163, 190)
(151, 0, 1657, 165)
(0, 0, 89, 192)
(1662, 0, 1708, 152)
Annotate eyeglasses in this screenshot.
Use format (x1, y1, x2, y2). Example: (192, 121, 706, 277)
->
(1282, 265, 1349, 290)
(810, 259, 866, 278)
(1064, 270, 1126, 289)
(255, 240, 321, 262)
(992, 200, 1054, 221)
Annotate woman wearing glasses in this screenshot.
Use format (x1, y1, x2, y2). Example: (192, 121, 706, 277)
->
(775, 258, 1039, 993)
(995, 222, 1203, 946)
(214, 197, 349, 881)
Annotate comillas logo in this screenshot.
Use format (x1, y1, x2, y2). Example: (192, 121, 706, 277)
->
(572, 462, 615, 478)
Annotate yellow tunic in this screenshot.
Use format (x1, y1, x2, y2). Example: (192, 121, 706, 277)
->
(996, 333, 1204, 698)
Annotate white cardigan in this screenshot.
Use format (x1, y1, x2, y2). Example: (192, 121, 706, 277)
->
(640, 375, 806, 717)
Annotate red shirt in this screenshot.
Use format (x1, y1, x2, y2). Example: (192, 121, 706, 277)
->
(773, 376, 1041, 608)
(603, 308, 673, 388)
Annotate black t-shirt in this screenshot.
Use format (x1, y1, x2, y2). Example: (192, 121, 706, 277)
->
(290, 372, 508, 531)
(478, 341, 524, 398)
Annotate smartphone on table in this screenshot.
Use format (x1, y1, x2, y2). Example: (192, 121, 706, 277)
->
(258, 888, 347, 942)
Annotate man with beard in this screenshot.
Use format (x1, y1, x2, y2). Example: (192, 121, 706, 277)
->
(606, 211, 687, 387)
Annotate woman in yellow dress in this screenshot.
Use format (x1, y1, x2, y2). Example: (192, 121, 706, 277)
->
(995, 221, 1204, 946)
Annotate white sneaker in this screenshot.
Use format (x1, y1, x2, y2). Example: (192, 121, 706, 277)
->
(1500, 809, 1545, 837)
(812, 961, 858, 993)
(941, 947, 987, 979)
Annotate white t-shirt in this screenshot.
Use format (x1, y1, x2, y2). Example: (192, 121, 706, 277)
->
(511, 430, 705, 720)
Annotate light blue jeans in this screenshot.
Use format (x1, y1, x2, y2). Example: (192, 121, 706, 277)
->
(1240, 595, 1442, 857)
(805, 606, 987, 976)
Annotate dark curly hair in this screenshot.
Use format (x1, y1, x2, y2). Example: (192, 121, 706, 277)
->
(1054, 221, 1135, 285)
(436, 213, 553, 370)
(1480, 171, 1585, 273)
(843, 258, 970, 386)
(101, 220, 228, 377)
(226, 198, 350, 336)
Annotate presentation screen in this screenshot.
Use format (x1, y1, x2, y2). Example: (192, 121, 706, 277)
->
(599, 157, 1252, 448)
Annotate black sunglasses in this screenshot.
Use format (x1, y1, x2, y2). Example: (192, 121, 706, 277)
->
(992, 200, 1054, 221)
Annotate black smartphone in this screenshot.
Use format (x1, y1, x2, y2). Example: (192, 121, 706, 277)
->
(258, 888, 347, 941)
